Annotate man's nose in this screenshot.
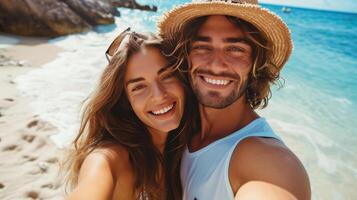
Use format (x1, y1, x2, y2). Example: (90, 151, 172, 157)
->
(209, 50, 228, 71)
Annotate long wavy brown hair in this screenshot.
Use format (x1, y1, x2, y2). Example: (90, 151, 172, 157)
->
(167, 15, 283, 109)
(63, 32, 198, 200)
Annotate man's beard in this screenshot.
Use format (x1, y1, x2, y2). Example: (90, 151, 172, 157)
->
(190, 68, 248, 109)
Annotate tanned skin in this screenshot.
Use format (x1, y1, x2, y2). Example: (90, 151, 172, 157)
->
(188, 15, 311, 200)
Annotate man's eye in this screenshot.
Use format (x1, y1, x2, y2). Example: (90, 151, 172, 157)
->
(162, 72, 175, 80)
(192, 45, 212, 51)
(132, 85, 146, 92)
(226, 46, 244, 52)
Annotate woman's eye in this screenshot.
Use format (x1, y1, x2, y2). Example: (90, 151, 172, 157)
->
(131, 85, 146, 92)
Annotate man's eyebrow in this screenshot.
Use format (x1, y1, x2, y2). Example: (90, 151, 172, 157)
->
(193, 36, 250, 44)
(192, 36, 211, 42)
(223, 37, 250, 44)
(126, 77, 145, 87)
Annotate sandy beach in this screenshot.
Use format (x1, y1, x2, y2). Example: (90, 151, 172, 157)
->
(0, 35, 65, 200)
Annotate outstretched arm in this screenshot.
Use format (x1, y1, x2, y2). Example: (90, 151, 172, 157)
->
(231, 137, 311, 200)
(66, 152, 115, 200)
(235, 181, 298, 200)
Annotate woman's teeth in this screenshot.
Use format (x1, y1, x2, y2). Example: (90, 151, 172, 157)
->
(151, 104, 174, 115)
(203, 77, 230, 86)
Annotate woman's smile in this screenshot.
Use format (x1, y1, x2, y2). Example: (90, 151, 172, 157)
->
(125, 47, 185, 134)
(149, 101, 175, 116)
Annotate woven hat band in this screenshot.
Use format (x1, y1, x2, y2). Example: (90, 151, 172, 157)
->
(193, 0, 258, 4)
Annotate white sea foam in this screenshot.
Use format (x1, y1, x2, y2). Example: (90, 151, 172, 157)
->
(333, 97, 353, 105)
(267, 118, 337, 172)
(15, 9, 158, 148)
(16, 34, 106, 147)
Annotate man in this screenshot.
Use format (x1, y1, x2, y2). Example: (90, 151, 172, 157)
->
(159, 0, 311, 199)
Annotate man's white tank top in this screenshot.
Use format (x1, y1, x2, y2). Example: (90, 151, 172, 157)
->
(180, 118, 282, 200)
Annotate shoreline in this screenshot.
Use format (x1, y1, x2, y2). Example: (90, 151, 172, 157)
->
(0, 34, 66, 199)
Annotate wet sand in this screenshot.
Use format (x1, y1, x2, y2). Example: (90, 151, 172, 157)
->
(0, 34, 66, 200)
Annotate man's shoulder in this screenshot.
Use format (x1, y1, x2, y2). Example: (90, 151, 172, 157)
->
(229, 137, 311, 200)
(231, 137, 303, 173)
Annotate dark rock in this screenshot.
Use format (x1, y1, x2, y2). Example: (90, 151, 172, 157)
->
(0, 0, 117, 37)
(63, 0, 116, 25)
(112, 0, 157, 12)
(0, 0, 91, 37)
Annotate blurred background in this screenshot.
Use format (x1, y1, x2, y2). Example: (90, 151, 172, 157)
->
(0, 0, 356, 199)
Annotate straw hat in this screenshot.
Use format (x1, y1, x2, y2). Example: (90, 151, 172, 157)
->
(158, 0, 293, 71)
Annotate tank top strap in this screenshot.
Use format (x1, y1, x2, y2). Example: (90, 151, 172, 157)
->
(226, 117, 282, 147)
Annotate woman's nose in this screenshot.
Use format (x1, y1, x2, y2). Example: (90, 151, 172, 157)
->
(151, 82, 167, 101)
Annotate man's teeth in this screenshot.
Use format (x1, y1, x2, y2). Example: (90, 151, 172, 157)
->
(152, 104, 174, 115)
(203, 77, 229, 86)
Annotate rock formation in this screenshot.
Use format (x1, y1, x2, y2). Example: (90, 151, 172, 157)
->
(0, 0, 157, 37)
(0, 0, 117, 37)
(112, 0, 157, 12)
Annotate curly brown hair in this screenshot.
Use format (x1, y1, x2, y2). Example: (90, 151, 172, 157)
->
(166, 15, 283, 109)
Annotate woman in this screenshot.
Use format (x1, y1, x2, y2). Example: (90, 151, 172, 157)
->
(64, 29, 197, 200)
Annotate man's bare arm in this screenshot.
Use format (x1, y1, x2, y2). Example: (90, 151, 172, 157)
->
(230, 137, 311, 200)
(235, 181, 298, 200)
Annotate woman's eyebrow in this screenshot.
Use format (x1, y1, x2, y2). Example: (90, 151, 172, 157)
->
(126, 77, 145, 87)
(126, 64, 173, 87)
(157, 65, 173, 75)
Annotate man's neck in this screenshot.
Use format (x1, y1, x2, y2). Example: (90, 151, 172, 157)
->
(198, 96, 259, 142)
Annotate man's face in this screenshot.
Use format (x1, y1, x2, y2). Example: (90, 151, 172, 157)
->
(188, 15, 253, 109)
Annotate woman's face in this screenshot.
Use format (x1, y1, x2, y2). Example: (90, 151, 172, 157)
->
(125, 47, 185, 135)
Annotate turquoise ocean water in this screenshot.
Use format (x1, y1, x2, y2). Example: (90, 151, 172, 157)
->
(258, 5, 357, 199)
(14, 0, 357, 199)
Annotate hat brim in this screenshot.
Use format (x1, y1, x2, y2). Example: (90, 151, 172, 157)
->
(158, 2, 293, 71)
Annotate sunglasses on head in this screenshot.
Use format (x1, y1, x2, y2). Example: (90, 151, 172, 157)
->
(105, 27, 136, 62)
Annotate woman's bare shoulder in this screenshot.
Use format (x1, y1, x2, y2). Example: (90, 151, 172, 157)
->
(66, 143, 132, 200)
(91, 143, 131, 173)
